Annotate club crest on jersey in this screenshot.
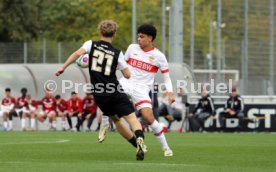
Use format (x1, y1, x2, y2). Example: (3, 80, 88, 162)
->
(149, 56, 155, 63)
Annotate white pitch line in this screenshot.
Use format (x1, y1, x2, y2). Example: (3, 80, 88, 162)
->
(115, 162, 203, 167)
(0, 139, 70, 145)
(56, 139, 70, 143)
(0, 161, 25, 164)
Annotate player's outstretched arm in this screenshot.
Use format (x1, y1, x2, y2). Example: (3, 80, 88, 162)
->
(55, 48, 86, 76)
(163, 72, 175, 104)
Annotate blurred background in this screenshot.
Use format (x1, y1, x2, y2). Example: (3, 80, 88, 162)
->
(0, 0, 275, 96)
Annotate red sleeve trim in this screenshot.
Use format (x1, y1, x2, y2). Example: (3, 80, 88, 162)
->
(161, 69, 169, 73)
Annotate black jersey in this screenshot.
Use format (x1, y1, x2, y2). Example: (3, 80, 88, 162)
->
(225, 95, 244, 114)
(193, 94, 216, 116)
(88, 40, 122, 96)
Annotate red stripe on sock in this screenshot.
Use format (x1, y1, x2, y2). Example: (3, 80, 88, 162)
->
(154, 127, 166, 136)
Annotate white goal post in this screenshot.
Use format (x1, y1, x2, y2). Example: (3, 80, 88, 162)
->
(193, 69, 239, 82)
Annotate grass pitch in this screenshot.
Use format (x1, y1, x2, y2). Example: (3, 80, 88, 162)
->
(0, 132, 275, 172)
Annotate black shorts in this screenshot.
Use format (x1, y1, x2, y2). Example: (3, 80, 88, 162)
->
(68, 112, 79, 117)
(82, 110, 96, 117)
(94, 92, 135, 118)
(10, 110, 21, 118)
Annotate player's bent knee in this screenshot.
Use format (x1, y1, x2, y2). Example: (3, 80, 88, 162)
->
(140, 108, 155, 124)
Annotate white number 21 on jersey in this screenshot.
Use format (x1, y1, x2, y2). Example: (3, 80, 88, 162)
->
(91, 50, 114, 76)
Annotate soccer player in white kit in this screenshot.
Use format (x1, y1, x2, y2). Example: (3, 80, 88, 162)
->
(99, 24, 174, 156)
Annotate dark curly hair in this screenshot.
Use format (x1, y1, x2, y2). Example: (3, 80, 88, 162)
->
(137, 24, 157, 41)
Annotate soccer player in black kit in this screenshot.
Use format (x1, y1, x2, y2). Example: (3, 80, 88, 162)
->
(55, 20, 147, 160)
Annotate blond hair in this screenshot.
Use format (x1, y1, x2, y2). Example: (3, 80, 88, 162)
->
(98, 20, 118, 37)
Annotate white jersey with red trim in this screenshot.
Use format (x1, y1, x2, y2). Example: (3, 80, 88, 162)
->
(123, 44, 169, 87)
(119, 44, 170, 110)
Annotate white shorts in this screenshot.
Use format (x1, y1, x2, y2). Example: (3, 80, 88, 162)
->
(57, 109, 68, 115)
(120, 78, 152, 110)
(15, 107, 26, 114)
(0, 106, 12, 114)
(39, 110, 56, 117)
(23, 105, 37, 114)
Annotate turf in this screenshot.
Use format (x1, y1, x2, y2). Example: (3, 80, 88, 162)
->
(0, 132, 275, 172)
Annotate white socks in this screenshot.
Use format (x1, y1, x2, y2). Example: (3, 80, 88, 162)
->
(52, 121, 57, 128)
(61, 121, 66, 129)
(21, 118, 36, 129)
(31, 118, 36, 129)
(3, 121, 8, 129)
(21, 119, 26, 129)
(8, 120, 13, 130)
(150, 120, 169, 150)
(100, 115, 109, 129)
